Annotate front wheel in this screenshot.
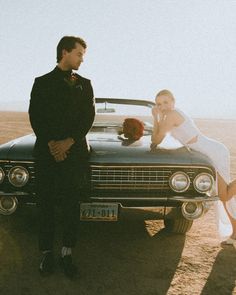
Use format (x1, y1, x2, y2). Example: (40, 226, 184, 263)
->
(164, 216, 193, 234)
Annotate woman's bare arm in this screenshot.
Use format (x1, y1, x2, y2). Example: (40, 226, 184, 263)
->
(151, 109, 177, 145)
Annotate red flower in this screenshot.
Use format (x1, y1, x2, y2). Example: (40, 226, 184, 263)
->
(122, 118, 144, 141)
(70, 74, 78, 82)
(64, 73, 81, 88)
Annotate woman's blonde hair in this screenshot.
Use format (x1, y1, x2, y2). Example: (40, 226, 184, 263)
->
(155, 89, 175, 102)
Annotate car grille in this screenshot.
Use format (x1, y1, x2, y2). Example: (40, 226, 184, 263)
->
(91, 165, 196, 191)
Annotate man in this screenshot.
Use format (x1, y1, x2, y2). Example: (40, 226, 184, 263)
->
(29, 36, 95, 278)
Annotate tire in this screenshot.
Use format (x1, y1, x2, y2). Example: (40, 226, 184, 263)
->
(164, 216, 193, 234)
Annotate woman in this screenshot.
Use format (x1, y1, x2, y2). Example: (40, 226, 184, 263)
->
(151, 89, 236, 244)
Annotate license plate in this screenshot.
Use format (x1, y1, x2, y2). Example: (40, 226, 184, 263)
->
(80, 203, 118, 221)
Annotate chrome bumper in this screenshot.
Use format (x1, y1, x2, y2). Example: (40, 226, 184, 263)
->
(90, 195, 219, 202)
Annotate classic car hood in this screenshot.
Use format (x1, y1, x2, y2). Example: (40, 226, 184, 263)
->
(88, 132, 214, 167)
(0, 132, 213, 168)
(0, 134, 35, 161)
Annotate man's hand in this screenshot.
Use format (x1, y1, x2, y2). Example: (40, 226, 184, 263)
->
(53, 151, 68, 162)
(48, 138, 75, 162)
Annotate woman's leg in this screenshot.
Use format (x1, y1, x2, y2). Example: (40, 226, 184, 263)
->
(228, 179, 236, 200)
(218, 173, 236, 238)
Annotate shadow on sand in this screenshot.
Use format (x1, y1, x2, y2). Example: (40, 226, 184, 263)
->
(0, 207, 186, 295)
(201, 245, 236, 295)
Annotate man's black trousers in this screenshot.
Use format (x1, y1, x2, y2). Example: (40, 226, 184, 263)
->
(35, 152, 88, 251)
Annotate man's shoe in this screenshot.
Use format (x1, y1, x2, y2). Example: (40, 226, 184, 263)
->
(39, 251, 54, 276)
(59, 255, 78, 279)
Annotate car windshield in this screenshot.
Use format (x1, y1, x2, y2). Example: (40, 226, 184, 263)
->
(92, 99, 154, 136)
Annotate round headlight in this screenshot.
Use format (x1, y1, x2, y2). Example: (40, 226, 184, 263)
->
(8, 166, 29, 187)
(169, 172, 190, 192)
(0, 168, 5, 184)
(193, 173, 214, 193)
(0, 196, 18, 215)
(182, 202, 204, 220)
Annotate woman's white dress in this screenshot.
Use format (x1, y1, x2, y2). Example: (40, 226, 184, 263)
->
(170, 109, 236, 239)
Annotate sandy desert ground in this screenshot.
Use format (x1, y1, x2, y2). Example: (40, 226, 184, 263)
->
(0, 111, 236, 295)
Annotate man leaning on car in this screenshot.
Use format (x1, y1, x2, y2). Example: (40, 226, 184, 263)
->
(29, 36, 95, 278)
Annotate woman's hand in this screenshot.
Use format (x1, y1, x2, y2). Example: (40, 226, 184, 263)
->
(152, 106, 165, 121)
(151, 106, 159, 118)
(150, 142, 158, 151)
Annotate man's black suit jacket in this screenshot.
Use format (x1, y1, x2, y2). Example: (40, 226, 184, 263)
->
(29, 67, 95, 159)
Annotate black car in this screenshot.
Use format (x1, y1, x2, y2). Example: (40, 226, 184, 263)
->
(0, 98, 218, 233)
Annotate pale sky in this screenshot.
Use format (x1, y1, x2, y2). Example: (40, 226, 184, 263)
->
(0, 0, 236, 119)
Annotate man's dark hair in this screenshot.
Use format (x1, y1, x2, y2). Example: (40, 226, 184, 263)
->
(57, 36, 87, 62)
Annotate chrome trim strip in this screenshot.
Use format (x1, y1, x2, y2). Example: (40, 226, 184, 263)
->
(92, 169, 173, 173)
(92, 175, 171, 179)
(95, 97, 155, 107)
(91, 197, 168, 201)
(169, 196, 218, 202)
(0, 167, 5, 184)
(90, 196, 218, 202)
(92, 178, 172, 182)
(91, 164, 215, 172)
(93, 186, 168, 190)
(1, 162, 215, 171)
(9, 160, 35, 164)
(0, 160, 35, 164)
(0, 192, 30, 196)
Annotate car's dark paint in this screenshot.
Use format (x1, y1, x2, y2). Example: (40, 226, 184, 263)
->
(0, 135, 213, 172)
(0, 135, 35, 161)
(89, 135, 213, 166)
(0, 98, 218, 233)
(0, 132, 214, 168)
